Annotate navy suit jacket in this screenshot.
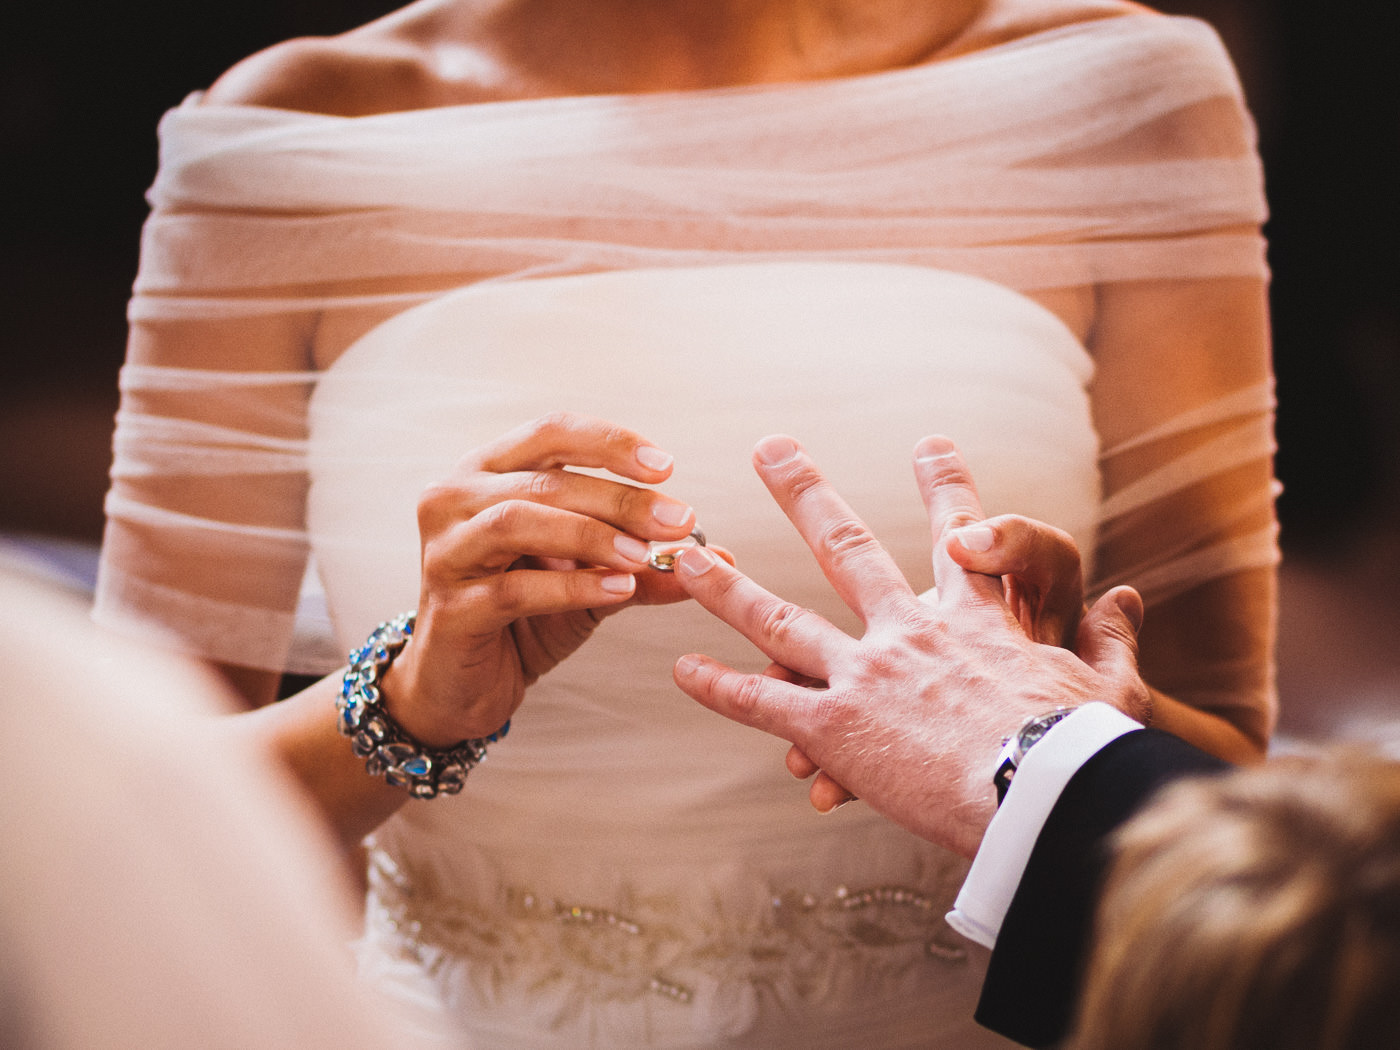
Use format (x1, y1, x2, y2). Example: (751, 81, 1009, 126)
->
(974, 728, 1228, 1047)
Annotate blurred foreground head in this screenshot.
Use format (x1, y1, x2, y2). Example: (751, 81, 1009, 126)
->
(1074, 748, 1400, 1050)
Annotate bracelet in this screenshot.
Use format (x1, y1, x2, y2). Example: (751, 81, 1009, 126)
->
(336, 612, 510, 799)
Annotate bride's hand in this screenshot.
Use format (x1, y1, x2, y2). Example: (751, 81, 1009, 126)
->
(945, 515, 1086, 649)
(379, 412, 707, 748)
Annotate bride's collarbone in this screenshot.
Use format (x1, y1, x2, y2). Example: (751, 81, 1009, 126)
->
(204, 0, 1147, 116)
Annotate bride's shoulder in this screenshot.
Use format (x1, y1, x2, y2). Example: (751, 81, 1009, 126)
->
(960, 0, 1163, 49)
(202, 37, 429, 115)
(202, 11, 506, 116)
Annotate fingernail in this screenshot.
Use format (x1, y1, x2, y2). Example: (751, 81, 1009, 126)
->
(953, 525, 995, 552)
(636, 445, 673, 472)
(1114, 588, 1145, 633)
(755, 435, 800, 466)
(675, 654, 702, 677)
(915, 435, 957, 461)
(678, 547, 717, 576)
(652, 500, 694, 528)
(600, 574, 636, 595)
(614, 534, 651, 563)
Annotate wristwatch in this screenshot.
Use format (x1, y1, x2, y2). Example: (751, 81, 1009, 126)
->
(993, 707, 1072, 805)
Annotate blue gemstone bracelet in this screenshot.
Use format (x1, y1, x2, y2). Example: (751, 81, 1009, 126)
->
(336, 612, 509, 799)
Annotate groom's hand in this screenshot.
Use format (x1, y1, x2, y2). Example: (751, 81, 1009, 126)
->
(672, 435, 1147, 859)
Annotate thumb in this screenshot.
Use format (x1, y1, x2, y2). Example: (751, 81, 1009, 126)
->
(1077, 587, 1150, 721)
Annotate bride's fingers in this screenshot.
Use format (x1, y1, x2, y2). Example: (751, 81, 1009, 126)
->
(465, 412, 677, 484)
(626, 545, 737, 607)
(425, 565, 639, 635)
(421, 469, 696, 543)
(946, 514, 1084, 646)
(423, 500, 657, 577)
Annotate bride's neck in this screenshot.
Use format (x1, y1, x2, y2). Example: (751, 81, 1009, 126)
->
(416, 0, 993, 92)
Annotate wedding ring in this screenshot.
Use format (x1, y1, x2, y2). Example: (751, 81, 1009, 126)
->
(648, 526, 707, 572)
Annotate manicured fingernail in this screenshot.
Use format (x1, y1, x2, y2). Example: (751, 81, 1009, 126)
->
(636, 445, 673, 472)
(652, 500, 693, 528)
(675, 654, 702, 677)
(953, 525, 995, 552)
(614, 535, 651, 563)
(755, 435, 800, 466)
(600, 574, 636, 595)
(678, 547, 717, 576)
(915, 435, 957, 461)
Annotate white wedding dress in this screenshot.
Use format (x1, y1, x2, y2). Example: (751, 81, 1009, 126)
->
(95, 13, 1278, 1048)
(309, 262, 1096, 1048)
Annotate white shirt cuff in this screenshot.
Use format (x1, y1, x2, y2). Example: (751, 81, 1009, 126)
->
(944, 703, 1142, 949)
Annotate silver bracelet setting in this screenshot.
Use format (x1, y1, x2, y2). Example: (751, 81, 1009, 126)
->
(337, 612, 510, 799)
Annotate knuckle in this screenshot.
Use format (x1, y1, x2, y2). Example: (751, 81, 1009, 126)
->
(756, 599, 811, 643)
(854, 638, 904, 681)
(531, 410, 575, 438)
(421, 519, 480, 579)
(479, 499, 529, 538)
(597, 419, 636, 450)
(485, 569, 532, 619)
(611, 483, 640, 523)
(781, 464, 826, 505)
(524, 468, 564, 504)
(806, 688, 850, 736)
(886, 602, 938, 642)
(731, 673, 769, 720)
(822, 518, 882, 561)
(920, 455, 976, 489)
(417, 481, 458, 531)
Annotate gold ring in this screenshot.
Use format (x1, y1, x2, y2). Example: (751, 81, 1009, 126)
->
(648, 526, 707, 572)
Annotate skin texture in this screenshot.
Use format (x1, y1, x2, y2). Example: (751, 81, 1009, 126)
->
(672, 435, 1149, 858)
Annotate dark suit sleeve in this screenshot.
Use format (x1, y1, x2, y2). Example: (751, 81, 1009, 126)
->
(973, 728, 1227, 1047)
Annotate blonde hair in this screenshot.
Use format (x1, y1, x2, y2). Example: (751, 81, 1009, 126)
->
(1071, 749, 1400, 1050)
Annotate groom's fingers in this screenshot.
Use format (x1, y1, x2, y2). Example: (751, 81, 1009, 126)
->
(673, 545, 854, 681)
(751, 435, 915, 625)
(913, 436, 1007, 612)
(673, 652, 824, 746)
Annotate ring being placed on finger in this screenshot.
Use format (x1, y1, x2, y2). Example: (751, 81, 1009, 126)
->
(648, 526, 707, 572)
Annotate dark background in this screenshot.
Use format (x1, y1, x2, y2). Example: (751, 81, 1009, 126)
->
(3, 1, 1396, 738)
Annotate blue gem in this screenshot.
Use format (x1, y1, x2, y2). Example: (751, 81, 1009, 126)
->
(401, 755, 431, 777)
